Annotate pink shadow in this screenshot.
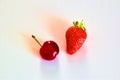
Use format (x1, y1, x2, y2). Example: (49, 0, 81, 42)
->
(38, 12, 70, 52)
(20, 33, 42, 58)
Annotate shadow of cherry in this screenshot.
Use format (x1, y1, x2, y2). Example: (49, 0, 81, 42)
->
(40, 58, 60, 79)
(19, 33, 42, 58)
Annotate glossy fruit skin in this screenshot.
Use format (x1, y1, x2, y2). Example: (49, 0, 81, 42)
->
(66, 26, 87, 54)
(40, 41, 59, 60)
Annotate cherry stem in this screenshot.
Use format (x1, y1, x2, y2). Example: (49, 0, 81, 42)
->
(32, 35, 42, 46)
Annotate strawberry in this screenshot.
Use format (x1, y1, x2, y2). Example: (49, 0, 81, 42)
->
(66, 20, 87, 54)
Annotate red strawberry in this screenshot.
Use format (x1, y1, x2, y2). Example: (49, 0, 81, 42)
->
(66, 20, 87, 54)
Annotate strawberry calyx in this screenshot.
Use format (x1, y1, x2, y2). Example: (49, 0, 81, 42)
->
(73, 20, 86, 31)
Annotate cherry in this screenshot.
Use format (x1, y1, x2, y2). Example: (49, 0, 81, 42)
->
(32, 35, 59, 61)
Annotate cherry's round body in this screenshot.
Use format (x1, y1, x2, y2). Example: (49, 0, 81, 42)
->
(40, 41, 59, 60)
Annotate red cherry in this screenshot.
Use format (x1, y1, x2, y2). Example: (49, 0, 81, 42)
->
(40, 41, 59, 60)
(32, 35, 59, 61)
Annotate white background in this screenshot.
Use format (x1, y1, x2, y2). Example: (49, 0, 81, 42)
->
(0, 0, 120, 80)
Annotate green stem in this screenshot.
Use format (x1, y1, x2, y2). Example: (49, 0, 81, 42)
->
(73, 19, 86, 31)
(32, 35, 42, 46)
(73, 21, 79, 26)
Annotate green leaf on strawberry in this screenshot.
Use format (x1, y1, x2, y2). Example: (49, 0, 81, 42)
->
(73, 20, 86, 31)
